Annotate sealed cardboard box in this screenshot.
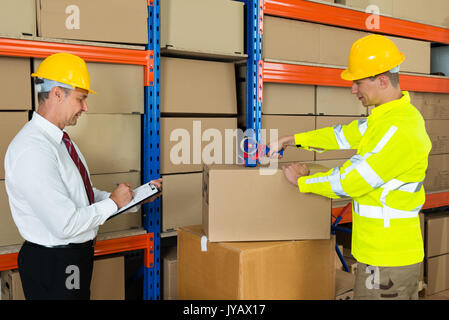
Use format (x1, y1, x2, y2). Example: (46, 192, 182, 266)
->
(65, 114, 141, 174)
(0, 112, 29, 179)
(33, 59, 144, 114)
(162, 172, 202, 232)
(410, 92, 449, 120)
(263, 83, 315, 115)
(90, 171, 142, 234)
(425, 120, 449, 155)
(426, 254, 449, 295)
(161, 58, 237, 114)
(0, 0, 36, 37)
(262, 115, 315, 163)
(426, 212, 449, 258)
(316, 86, 367, 116)
(335, 0, 394, 15)
(163, 245, 178, 300)
(178, 225, 336, 300)
(161, 117, 238, 174)
(36, 0, 148, 44)
(425, 154, 449, 192)
(202, 164, 331, 242)
(392, 0, 449, 28)
(0, 57, 32, 110)
(315, 116, 363, 160)
(0, 181, 24, 247)
(1, 256, 125, 300)
(161, 0, 244, 55)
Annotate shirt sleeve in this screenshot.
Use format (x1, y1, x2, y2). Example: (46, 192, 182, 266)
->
(10, 146, 118, 240)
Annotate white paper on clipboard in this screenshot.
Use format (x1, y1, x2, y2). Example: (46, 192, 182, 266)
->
(109, 183, 160, 219)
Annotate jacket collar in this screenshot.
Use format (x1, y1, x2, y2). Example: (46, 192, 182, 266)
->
(370, 91, 410, 120)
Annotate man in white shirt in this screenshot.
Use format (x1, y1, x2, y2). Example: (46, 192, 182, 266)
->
(4, 52, 161, 300)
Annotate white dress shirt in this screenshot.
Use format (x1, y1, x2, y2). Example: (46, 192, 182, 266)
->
(4, 112, 119, 246)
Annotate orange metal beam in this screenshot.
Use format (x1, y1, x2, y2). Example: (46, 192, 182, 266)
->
(0, 233, 154, 272)
(264, 0, 449, 45)
(263, 62, 449, 94)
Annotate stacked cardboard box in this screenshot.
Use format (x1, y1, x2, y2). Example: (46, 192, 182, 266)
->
(424, 212, 449, 296)
(0, 0, 36, 37)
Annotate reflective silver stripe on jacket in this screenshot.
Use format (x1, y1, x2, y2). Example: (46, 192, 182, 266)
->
(333, 125, 351, 150)
(358, 119, 368, 136)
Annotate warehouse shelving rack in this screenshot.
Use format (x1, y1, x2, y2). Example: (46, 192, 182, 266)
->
(246, 0, 449, 224)
(0, 2, 160, 300)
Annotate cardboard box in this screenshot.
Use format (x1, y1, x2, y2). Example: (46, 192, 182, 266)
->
(162, 172, 202, 232)
(178, 225, 336, 300)
(410, 92, 449, 120)
(33, 59, 144, 114)
(425, 154, 449, 192)
(163, 245, 177, 300)
(426, 254, 449, 295)
(0, 112, 29, 179)
(426, 212, 449, 258)
(316, 86, 367, 116)
(263, 83, 315, 115)
(425, 120, 449, 155)
(0, 57, 32, 110)
(1, 256, 125, 300)
(202, 164, 331, 242)
(315, 116, 362, 160)
(160, 117, 238, 174)
(65, 114, 141, 174)
(0, 0, 36, 37)
(335, 0, 394, 15)
(161, 58, 237, 114)
(90, 172, 142, 234)
(36, 0, 148, 44)
(392, 0, 449, 28)
(161, 0, 244, 55)
(335, 269, 355, 300)
(263, 16, 430, 74)
(261, 115, 315, 163)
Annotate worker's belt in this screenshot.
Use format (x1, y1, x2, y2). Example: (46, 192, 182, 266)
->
(24, 239, 95, 249)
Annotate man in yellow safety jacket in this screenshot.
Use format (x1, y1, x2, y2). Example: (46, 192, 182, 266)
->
(269, 34, 432, 300)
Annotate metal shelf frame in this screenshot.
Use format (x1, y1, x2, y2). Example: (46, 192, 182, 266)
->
(246, 0, 449, 224)
(0, 2, 158, 300)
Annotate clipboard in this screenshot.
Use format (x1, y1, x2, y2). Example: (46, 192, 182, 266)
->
(107, 182, 161, 220)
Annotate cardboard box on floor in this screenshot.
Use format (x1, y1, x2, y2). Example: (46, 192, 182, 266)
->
(261, 115, 315, 163)
(161, 57, 237, 114)
(177, 225, 336, 300)
(315, 116, 363, 160)
(0, 0, 36, 37)
(425, 120, 449, 155)
(90, 171, 142, 234)
(426, 254, 449, 296)
(160, 0, 244, 55)
(263, 15, 430, 74)
(65, 114, 141, 174)
(203, 163, 331, 242)
(0, 181, 25, 247)
(163, 245, 178, 300)
(1, 256, 125, 300)
(424, 154, 449, 192)
(0, 57, 32, 110)
(33, 59, 145, 114)
(160, 117, 238, 174)
(36, 0, 148, 44)
(162, 172, 202, 232)
(426, 212, 449, 258)
(0, 112, 29, 179)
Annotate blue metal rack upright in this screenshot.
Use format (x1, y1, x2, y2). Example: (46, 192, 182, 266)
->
(143, 0, 161, 300)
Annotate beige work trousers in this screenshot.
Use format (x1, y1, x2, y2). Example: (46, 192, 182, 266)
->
(353, 262, 421, 300)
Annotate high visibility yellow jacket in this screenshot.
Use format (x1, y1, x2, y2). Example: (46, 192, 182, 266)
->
(294, 91, 431, 267)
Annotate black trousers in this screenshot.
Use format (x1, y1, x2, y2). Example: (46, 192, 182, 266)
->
(18, 241, 94, 300)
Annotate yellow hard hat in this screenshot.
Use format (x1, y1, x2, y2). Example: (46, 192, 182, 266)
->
(341, 34, 405, 81)
(31, 52, 96, 94)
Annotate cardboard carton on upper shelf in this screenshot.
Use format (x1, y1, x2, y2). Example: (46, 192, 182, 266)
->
(178, 225, 336, 300)
(202, 163, 332, 242)
(36, 0, 148, 44)
(33, 59, 145, 114)
(316, 86, 368, 116)
(0, 0, 36, 37)
(0, 57, 32, 111)
(161, 0, 244, 56)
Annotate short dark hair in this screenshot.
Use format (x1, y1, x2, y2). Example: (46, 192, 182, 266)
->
(35, 78, 71, 104)
(369, 71, 400, 88)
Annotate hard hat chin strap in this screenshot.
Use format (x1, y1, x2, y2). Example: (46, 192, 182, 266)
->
(35, 78, 74, 93)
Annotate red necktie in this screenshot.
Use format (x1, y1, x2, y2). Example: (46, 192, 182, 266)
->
(62, 131, 95, 205)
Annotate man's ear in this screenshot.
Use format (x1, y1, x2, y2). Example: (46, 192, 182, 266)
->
(378, 75, 390, 89)
(51, 86, 65, 103)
